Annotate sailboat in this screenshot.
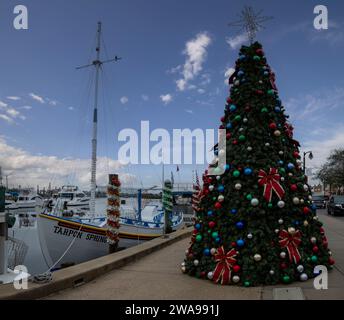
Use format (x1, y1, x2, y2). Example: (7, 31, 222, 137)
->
(37, 22, 184, 269)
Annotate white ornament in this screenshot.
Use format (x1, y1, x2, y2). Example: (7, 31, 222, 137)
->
(254, 254, 262, 262)
(277, 201, 285, 208)
(207, 272, 214, 280)
(280, 252, 287, 259)
(210, 248, 216, 255)
(304, 220, 309, 227)
(209, 185, 214, 191)
(309, 195, 313, 201)
(247, 146, 253, 152)
(280, 177, 285, 182)
(181, 266, 186, 273)
(300, 199, 304, 204)
(218, 195, 224, 202)
(181, 262, 186, 267)
(239, 127, 244, 132)
(297, 265, 304, 273)
(278, 219, 284, 224)
(235, 183, 242, 190)
(247, 233, 253, 239)
(243, 118, 248, 123)
(251, 198, 259, 206)
(274, 130, 281, 137)
(269, 270, 275, 275)
(288, 173, 293, 177)
(193, 259, 199, 266)
(293, 197, 300, 205)
(275, 229, 280, 234)
(216, 175, 221, 181)
(235, 80, 240, 86)
(313, 216, 319, 221)
(232, 275, 240, 283)
(300, 273, 308, 281)
(296, 160, 302, 166)
(310, 237, 317, 244)
(288, 227, 296, 234)
(279, 151, 284, 155)
(265, 143, 270, 147)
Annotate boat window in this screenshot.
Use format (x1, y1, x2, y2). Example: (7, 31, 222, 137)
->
(76, 193, 85, 198)
(60, 193, 74, 199)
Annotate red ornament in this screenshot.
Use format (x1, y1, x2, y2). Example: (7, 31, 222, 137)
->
(233, 265, 241, 273)
(226, 133, 231, 140)
(256, 48, 264, 55)
(280, 262, 287, 270)
(329, 257, 335, 265)
(293, 151, 300, 159)
(313, 246, 319, 253)
(215, 202, 222, 209)
(256, 89, 263, 95)
(226, 98, 233, 104)
(269, 123, 277, 130)
(320, 227, 325, 235)
(244, 106, 251, 112)
(232, 139, 238, 145)
(208, 221, 216, 229)
(303, 207, 311, 214)
(221, 116, 225, 122)
(231, 241, 237, 247)
(200, 271, 206, 278)
(290, 184, 298, 192)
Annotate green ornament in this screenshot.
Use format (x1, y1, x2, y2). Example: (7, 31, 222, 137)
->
(239, 135, 246, 142)
(268, 203, 273, 209)
(253, 55, 261, 61)
(261, 107, 268, 113)
(244, 281, 251, 287)
(283, 275, 290, 283)
(196, 234, 202, 242)
(233, 170, 240, 178)
(234, 115, 241, 121)
(267, 89, 274, 96)
(212, 232, 219, 239)
(311, 255, 318, 263)
(279, 168, 286, 174)
(246, 194, 253, 201)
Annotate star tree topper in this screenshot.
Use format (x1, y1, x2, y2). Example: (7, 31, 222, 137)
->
(228, 6, 273, 44)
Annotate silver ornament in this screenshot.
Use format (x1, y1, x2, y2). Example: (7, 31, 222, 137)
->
(303, 184, 309, 191)
(235, 183, 242, 190)
(279, 151, 284, 155)
(277, 201, 285, 208)
(181, 266, 186, 273)
(207, 272, 214, 280)
(254, 254, 262, 262)
(300, 273, 308, 281)
(232, 275, 240, 283)
(210, 248, 216, 255)
(293, 197, 300, 205)
(265, 143, 270, 147)
(251, 198, 259, 206)
(247, 233, 253, 239)
(269, 270, 275, 275)
(209, 185, 214, 191)
(310, 237, 317, 244)
(247, 146, 253, 152)
(216, 175, 221, 181)
(278, 219, 284, 224)
(274, 130, 281, 137)
(193, 259, 199, 266)
(275, 229, 280, 234)
(280, 252, 287, 259)
(297, 265, 304, 273)
(243, 118, 248, 123)
(218, 195, 224, 202)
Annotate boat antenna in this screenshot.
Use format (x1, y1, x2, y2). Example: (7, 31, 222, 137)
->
(76, 22, 122, 217)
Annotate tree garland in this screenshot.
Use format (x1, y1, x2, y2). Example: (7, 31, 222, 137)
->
(106, 175, 121, 246)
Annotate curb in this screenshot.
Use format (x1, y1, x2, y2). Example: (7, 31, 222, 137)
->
(0, 227, 193, 300)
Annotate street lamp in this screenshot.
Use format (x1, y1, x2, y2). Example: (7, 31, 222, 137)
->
(303, 151, 313, 174)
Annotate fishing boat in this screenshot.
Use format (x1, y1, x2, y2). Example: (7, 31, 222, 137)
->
(6, 192, 43, 212)
(37, 22, 184, 270)
(51, 185, 90, 208)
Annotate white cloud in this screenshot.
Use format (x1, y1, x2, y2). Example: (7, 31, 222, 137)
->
(120, 96, 129, 104)
(7, 96, 21, 101)
(0, 114, 13, 124)
(197, 88, 205, 94)
(48, 100, 58, 106)
(160, 94, 173, 105)
(6, 108, 20, 118)
(176, 32, 212, 91)
(185, 109, 194, 114)
(68, 106, 75, 111)
(0, 137, 134, 189)
(224, 67, 235, 84)
(167, 65, 182, 74)
(141, 94, 149, 101)
(21, 106, 32, 110)
(0, 101, 8, 108)
(29, 93, 45, 104)
(226, 33, 247, 49)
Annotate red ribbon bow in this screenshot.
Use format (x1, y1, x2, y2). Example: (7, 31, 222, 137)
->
(279, 229, 302, 264)
(213, 247, 237, 285)
(258, 168, 285, 202)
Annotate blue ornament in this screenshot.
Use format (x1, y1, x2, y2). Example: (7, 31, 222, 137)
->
(274, 107, 281, 113)
(226, 122, 232, 129)
(239, 54, 246, 61)
(207, 210, 213, 217)
(195, 223, 201, 230)
(236, 221, 244, 229)
(218, 185, 225, 192)
(215, 237, 221, 243)
(241, 78, 246, 83)
(224, 164, 231, 171)
(264, 71, 269, 76)
(237, 239, 245, 247)
(237, 70, 244, 77)
(230, 104, 237, 112)
(278, 160, 284, 166)
(287, 163, 295, 170)
(312, 204, 317, 211)
(244, 168, 253, 175)
(231, 209, 237, 215)
(203, 248, 211, 256)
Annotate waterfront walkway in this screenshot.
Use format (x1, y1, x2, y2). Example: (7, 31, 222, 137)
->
(46, 210, 344, 300)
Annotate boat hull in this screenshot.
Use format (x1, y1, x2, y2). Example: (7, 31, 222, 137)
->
(37, 213, 163, 268)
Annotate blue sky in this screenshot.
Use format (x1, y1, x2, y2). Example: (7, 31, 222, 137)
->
(1, 0, 344, 189)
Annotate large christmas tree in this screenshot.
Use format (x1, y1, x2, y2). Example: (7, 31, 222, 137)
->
(182, 40, 335, 287)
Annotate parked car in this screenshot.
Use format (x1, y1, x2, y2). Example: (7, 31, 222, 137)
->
(327, 195, 344, 216)
(312, 195, 326, 209)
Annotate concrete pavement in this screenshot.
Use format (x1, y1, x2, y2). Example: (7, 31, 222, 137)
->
(46, 210, 344, 300)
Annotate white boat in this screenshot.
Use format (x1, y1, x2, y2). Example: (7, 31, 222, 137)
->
(52, 185, 90, 208)
(37, 22, 184, 270)
(5, 193, 15, 208)
(6, 193, 43, 211)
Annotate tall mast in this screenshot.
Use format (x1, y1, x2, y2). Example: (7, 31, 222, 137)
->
(90, 22, 102, 217)
(76, 22, 122, 218)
